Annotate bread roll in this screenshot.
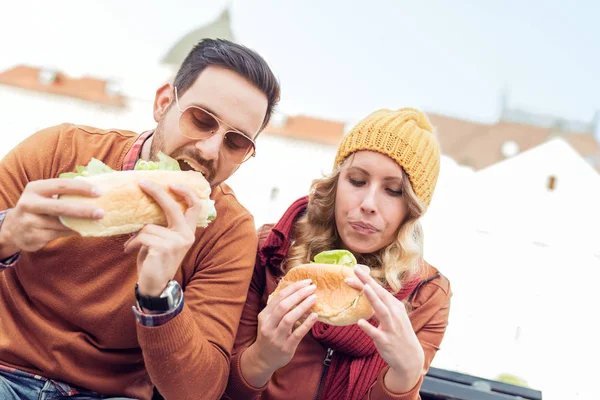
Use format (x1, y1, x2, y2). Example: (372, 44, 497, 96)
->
(59, 170, 211, 237)
(272, 263, 374, 326)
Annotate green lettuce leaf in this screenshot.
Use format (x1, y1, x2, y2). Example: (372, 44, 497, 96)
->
(59, 152, 181, 178)
(133, 152, 181, 171)
(313, 250, 357, 267)
(207, 200, 217, 221)
(59, 158, 114, 178)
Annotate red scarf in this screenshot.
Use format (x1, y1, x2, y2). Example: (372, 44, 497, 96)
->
(258, 196, 422, 400)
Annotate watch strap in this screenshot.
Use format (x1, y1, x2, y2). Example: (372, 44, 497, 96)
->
(135, 280, 181, 312)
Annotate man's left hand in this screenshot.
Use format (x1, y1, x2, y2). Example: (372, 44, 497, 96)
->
(124, 181, 203, 297)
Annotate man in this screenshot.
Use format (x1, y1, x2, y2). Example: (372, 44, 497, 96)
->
(0, 39, 280, 400)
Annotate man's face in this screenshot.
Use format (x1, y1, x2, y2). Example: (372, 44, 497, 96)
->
(150, 66, 268, 187)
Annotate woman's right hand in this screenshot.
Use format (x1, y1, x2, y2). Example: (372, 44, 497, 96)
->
(241, 279, 319, 386)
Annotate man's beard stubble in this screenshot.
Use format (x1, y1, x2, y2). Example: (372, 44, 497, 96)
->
(151, 120, 219, 186)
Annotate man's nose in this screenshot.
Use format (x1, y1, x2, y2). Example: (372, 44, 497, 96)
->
(194, 130, 224, 162)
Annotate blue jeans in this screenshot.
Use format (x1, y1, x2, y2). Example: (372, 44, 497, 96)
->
(0, 367, 135, 399)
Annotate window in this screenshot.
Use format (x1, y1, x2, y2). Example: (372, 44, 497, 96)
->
(270, 186, 280, 202)
(547, 175, 557, 191)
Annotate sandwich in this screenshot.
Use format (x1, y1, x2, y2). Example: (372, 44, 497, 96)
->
(271, 250, 374, 326)
(57, 152, 216, 237)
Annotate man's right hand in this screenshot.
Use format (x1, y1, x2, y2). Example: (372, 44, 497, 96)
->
(0, 178, 104, 257)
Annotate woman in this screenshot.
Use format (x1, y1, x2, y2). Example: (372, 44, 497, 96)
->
(223, 108, 452, 400)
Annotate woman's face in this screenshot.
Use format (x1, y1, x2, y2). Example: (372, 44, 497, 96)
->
(335, 151, 408, 255)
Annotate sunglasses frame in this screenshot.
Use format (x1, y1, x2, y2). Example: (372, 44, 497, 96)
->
(174, 86, 257, 163)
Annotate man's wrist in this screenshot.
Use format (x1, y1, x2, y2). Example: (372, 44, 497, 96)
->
(0, 210, 20, 259)
(137, 279, 169, 297)
(135, 280, 182, 313)
(132, 292, 184, 326)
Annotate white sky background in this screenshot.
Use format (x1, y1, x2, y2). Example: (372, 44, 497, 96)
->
(0, 0, 598, 128)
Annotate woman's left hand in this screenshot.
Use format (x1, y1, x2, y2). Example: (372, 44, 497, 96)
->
(347, 265, 424, 393)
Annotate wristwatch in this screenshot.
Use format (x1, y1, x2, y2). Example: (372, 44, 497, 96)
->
(135, 280, 182, 313)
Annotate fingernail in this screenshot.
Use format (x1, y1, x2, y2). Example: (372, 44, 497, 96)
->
(310, 313, 319, 320)
(344, 278, 354, 284)
(309, 284, 317, 290)
(301, 279, 312, 285)
(93, 209, 104, 219)
(92, 186, 102, 196)
(171, 184, 185, 190)
(139, 180, 150, 187)
(353, 265, 362, 273)
(309, 294, 317, 302)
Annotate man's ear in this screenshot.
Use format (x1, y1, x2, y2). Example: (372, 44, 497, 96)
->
(153, 83, 174, 123)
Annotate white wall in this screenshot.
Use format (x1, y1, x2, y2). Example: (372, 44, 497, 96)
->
(426, 221, 600, 400)
(464, 139, 600, 258)
(421, 141, 600, 400)
(225, 135, 339, 228)
(0, 85, 155, 160)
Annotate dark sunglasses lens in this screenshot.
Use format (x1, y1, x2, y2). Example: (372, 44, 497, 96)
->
(180, 108, 219, 138)
(224, 132, 255, 162)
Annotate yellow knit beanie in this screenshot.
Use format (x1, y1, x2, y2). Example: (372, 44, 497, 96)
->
(334, 108, 440, 208)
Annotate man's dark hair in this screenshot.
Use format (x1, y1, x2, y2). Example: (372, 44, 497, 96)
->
(174, 38, 280, 131)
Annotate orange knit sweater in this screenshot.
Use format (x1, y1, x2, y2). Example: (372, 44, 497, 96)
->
(0, 124, 258, 400)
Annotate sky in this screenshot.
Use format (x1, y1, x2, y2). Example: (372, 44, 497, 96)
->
(1, 0, 598, 127)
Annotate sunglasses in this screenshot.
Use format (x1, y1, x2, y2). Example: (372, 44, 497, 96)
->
(174, 87, 257, 164)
